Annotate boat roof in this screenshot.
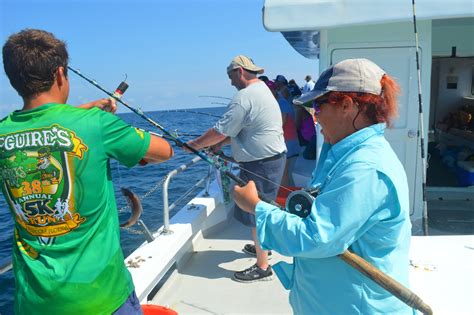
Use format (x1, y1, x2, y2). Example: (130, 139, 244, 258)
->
(263, 0, 474, 32)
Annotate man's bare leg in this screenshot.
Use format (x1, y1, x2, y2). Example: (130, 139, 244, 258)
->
(252, 227, 269, 269)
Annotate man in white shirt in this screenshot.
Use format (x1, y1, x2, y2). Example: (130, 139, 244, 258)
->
(302, 75, 315, 94)
(186, 55, 286, 282)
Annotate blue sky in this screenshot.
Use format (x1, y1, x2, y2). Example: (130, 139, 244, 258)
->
(0, 0, 318, 116)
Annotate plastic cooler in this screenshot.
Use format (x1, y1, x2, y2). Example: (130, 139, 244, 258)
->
(456, 161, 474, 186)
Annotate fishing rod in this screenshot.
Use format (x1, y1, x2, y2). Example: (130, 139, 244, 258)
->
(68, 66, 281, 208)
(162, 109, 222, 118)
(145, 129, 202, 139)
(198, 95, 232, 101)
(211, 102, 229, 106)
(412, 0, 429, 236)
(70, 67, 433, 314)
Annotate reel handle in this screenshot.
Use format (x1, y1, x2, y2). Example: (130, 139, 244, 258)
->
(285, 188, 318, 218)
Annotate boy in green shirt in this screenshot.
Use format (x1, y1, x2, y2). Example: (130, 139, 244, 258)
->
(1, 29, 173, 314)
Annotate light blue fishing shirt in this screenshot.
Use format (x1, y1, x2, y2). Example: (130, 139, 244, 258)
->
(255, 123, 413, 314)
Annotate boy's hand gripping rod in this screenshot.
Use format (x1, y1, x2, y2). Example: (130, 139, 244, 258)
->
(68, 66, 432, 314)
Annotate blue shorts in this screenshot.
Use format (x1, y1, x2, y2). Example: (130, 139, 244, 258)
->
(234, 152, 286, 227)
(113, 290, 143, 315)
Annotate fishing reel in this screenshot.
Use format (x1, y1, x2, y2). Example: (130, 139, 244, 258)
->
(285, 187, 320, 218)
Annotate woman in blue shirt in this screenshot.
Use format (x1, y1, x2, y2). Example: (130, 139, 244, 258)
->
(233, 59, 412, 314)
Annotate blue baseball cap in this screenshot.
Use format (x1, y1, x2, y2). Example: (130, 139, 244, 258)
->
(293, 58, 385, 105)
(275, 74, 288, 84)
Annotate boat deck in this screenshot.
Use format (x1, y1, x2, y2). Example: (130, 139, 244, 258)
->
(150, 217, 293, 314)
(147, 213, 474, 315)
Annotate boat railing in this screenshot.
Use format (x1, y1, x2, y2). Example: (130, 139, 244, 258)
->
(161, 155, 211, 235)
(0, 257, 12, 275)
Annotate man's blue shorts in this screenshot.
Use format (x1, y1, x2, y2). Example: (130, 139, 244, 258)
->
(234, 152, 286, 227)
(113, 290, 143, 315)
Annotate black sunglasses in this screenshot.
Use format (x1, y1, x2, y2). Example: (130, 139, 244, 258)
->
(312, 98, 329, 114)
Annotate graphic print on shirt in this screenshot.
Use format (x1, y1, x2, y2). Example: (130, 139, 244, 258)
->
(0, 125, 87, 247)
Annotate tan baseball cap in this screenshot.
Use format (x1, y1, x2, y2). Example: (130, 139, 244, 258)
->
(227, 55, 264, 74)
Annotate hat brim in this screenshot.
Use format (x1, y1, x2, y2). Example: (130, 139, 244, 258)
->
(248, 67, 264, 74)
(293, 89, 329, 105)
(227, 64, 264, 75)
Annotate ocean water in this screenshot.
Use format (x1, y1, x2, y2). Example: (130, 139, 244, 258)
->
(0, 107, 226, 314)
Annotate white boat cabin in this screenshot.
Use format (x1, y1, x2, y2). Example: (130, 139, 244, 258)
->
(264, 0, 474, 233)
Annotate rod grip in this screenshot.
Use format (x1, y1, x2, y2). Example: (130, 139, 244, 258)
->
(339, 250, 433, 315)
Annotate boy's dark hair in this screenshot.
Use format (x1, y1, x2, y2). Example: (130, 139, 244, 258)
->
(2, 29, 68, 99)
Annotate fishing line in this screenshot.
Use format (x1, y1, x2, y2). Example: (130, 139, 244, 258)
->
(115, 161, 124, 188)
(68, 66, 282, 208)
(170, 133, 202, 137)
(412, 0, 429, 236)
(206, 149, 295, 194)
(106, 76, 130, 194)
(118, 175, 169, 214)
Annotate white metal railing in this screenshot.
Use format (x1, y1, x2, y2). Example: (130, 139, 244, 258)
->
(161, 156, 210, 234)
(0, 257, 12, 275)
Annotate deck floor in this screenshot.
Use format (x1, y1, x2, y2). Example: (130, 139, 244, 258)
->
(151, 218, 293, 314)
(148, 207, 473, 314)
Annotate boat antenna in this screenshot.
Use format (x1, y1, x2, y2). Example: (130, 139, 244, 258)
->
(68, 66, 281, 208)
(412, 0, 429, 236)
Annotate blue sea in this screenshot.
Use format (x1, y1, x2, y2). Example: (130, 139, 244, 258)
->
(0, 107, 226, 314)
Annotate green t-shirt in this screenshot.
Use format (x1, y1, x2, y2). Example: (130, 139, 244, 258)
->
(0, 103, 151, 314)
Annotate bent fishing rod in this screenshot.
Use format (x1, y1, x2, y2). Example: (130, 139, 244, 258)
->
(198, 95, 232, 101)
(68, 66, 280, 208)
(163, 109, 221, 118)
(69, 66, 432, 314)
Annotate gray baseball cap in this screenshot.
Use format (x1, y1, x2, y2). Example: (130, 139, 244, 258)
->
(293, 58, 386, 105)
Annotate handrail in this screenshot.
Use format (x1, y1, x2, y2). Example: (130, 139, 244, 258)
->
(162, 156, 208, 234)
(0, 257, 12, 275)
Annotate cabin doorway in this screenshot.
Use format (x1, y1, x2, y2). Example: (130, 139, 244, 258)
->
(426, 56, 474, 234)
